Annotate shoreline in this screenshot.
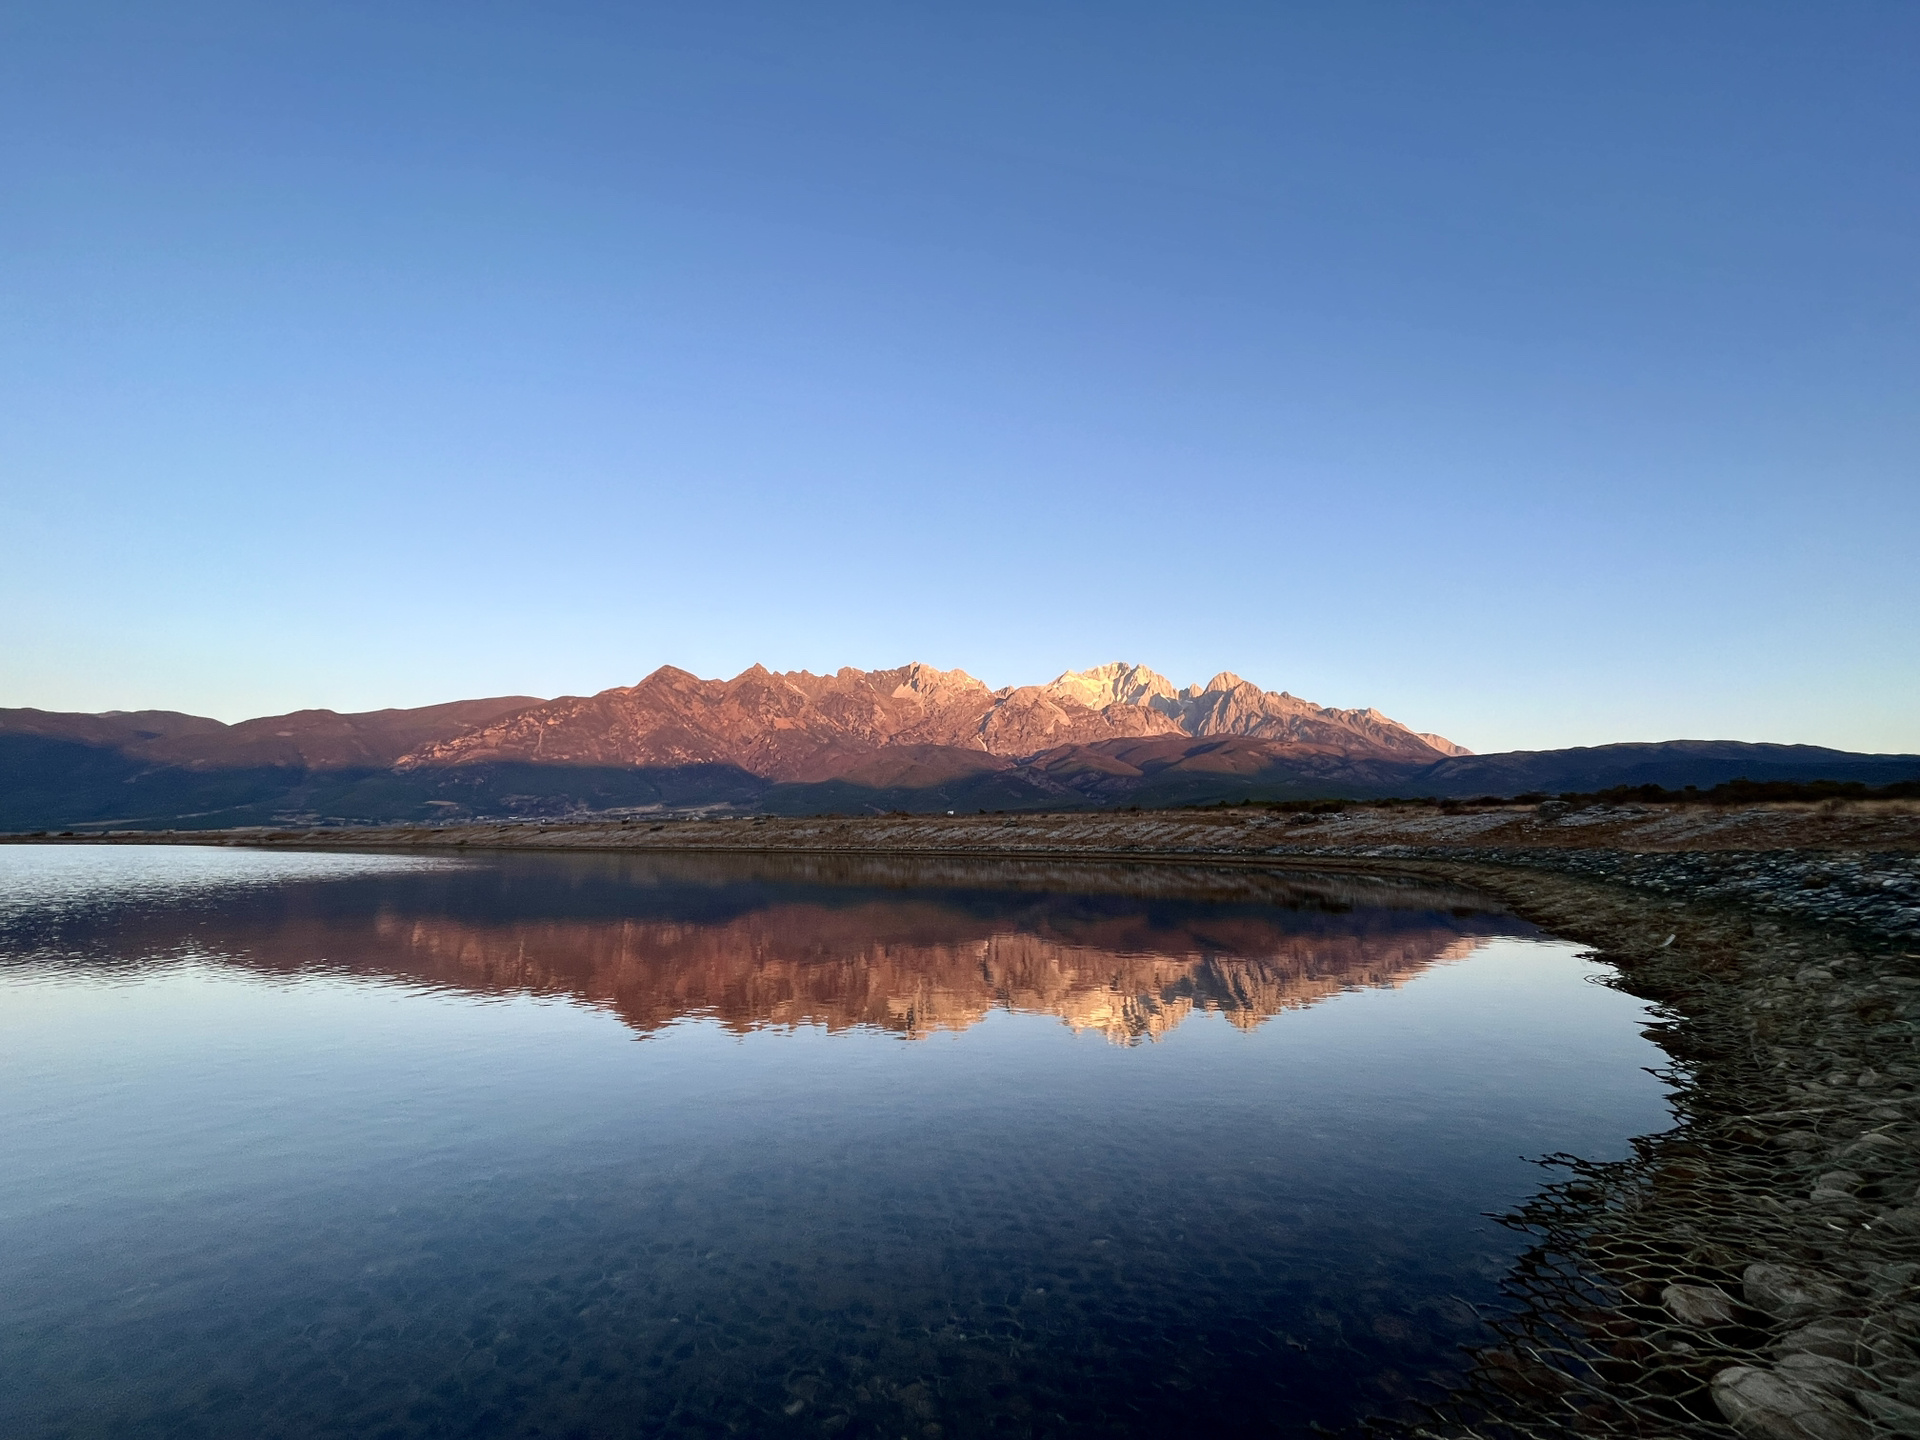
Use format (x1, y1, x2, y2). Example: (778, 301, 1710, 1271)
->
(12, 796, 1919, 854)
(12, 799, 1918, 948)
(9, 807, 1920, 1435)
(1384, 859, 1920, 1440)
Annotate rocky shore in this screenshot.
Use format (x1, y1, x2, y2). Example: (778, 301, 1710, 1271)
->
(12, 802, 1920, 1437)
(1355, 851, 1920, 1440)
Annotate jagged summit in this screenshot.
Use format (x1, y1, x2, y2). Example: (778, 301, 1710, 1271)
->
(397, 661, 1467, 779)
(16, 675, 1920, 830)
(1045, 662, 1181, 713)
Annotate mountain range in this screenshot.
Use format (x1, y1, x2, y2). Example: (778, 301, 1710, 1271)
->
(3, 662, 1916, 830)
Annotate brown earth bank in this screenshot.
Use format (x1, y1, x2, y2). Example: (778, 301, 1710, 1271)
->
(12, 804, 1920, 1437)
(20, 796, 1920, 853)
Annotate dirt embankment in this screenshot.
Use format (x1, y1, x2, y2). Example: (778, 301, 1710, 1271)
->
(30, 796, 1917, 855)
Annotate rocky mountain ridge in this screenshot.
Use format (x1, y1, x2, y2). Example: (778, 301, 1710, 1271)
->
(398, 661, 1466, 780)
(5, 667, 1916, 831)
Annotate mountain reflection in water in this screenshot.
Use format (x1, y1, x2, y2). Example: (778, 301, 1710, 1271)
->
(16, 850, 1535, 1043)
(0, 846, 1669, 1440)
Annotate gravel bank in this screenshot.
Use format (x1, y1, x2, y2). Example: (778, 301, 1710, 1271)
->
(1302, 845, 1920, 950)
(1365, 854, 1920, 1440)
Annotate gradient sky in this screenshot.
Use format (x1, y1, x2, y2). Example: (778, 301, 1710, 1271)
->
(3, 4, 1915, 754)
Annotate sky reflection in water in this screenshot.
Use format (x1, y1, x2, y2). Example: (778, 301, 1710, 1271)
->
(0, 845, 1671, 1439)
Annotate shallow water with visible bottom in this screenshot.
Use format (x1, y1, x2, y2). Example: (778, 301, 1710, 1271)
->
(0, 844, 1671, 1438)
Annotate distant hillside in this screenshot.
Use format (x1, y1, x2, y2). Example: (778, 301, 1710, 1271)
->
(1411, 741, 1920, 798)
(0, 696, 543, 771)
(0, 696, 545, 830)
(2, 665, 1915, 829)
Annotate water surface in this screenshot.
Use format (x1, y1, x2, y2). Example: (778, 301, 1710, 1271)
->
(0, 845, 1671, 1438)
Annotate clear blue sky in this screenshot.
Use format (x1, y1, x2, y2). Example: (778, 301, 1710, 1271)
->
(3, 3, 1914, 754)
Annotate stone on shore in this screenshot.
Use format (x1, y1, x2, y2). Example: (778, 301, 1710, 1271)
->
(1776, 1351, 1865, 1396)
(1810, 1171, 1863, 1201)
(1664, 1282, 1741, 1328)
(1711, 1365, 1871, 1440)
(1838, 1132, 1904, 1163)
(1858, 1391, 1920, 1437)
(1744, 1263, 1852, 1322)
(1774, 1319, 1864, 1362)
(1876, 1205, 1920, 1235)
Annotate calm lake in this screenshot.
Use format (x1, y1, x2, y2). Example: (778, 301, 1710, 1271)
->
(0, 844, 1672, 1439)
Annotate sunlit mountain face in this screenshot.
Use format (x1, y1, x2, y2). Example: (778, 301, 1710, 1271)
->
(9, 663, 1913, 829)
(0, 661, 1488, 827)
(4, 850, 1533, 1044)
